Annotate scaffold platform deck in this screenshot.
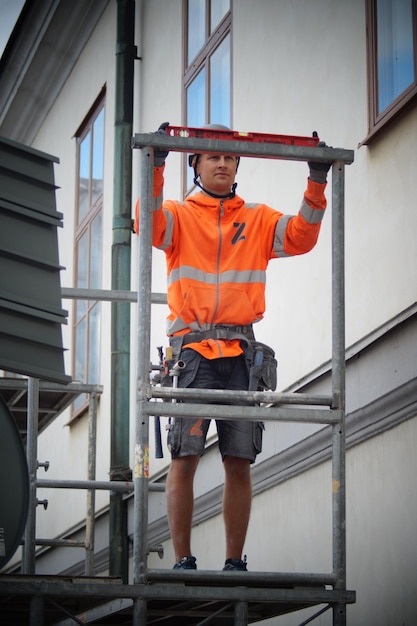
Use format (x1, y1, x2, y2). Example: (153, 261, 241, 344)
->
(0, 572, 355, 625)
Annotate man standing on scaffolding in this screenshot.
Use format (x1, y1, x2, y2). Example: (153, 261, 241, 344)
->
(136, 122, 331, 571)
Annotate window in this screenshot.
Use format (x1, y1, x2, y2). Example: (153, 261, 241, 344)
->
(73, 97, 104, 416)
(183, 0, 231, 190)
(365, 0, 417, 142)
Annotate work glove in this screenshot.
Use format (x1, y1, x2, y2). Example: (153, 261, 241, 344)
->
(153, 121, 169, 167)
(308, 134, 332, 184)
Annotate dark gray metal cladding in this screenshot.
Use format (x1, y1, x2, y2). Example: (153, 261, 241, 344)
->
(0, 395, 29, 569)
(0, 136, 70, 384)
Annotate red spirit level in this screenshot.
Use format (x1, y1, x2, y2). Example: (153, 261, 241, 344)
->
(166, 125, 320, 147)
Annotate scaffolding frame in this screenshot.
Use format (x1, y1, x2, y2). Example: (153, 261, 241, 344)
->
(0, 323, 165, 581)
(0, 133, 355, 626)
(0, 377, 104, 575)
(130, 131, 354, 625)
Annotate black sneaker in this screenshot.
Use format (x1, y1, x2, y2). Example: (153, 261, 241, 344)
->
(173, 556, 197, 570)
(222, 557, 247, 571)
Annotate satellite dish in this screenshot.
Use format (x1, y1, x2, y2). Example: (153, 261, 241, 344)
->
(0, 395, 29, 569)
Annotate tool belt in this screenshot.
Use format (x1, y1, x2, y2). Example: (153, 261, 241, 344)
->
(169, 324, 254, 355)
(169, 325, 277, 392)
(183, 324, 255, 344)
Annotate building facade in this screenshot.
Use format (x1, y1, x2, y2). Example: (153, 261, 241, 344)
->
(0, 1, 416, 624)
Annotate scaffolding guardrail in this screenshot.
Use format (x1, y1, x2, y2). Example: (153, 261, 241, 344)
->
(0, 132, 354, 625)
(130, 131, 354, 625)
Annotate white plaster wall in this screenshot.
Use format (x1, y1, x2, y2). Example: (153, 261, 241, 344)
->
(353, 106, 417, 333)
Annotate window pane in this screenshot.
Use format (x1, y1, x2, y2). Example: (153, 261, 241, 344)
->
(377, 0, 414, 113)
(88, 303, 100, 383)
(92, 108, 104, 206)
(74, 318, 86, 409)
(188, 0, 205, 64)
(76, 231, 88, 321)
(73, 99, 105, 416)
(210, 35, 230, 126)
(77, 230, 88, 289)
(74, 317, 86, 384)
(187, 68, 206, 126)
(210, 0, 229, 33)
(75, 299, 87, 326)
(73, 392, 86, 413)
(78, 131, 90, 223)
(89, 212, 102, 290)
(187, 69, 206, 188)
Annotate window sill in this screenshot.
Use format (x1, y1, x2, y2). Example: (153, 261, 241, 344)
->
(360, 89, 417, 147)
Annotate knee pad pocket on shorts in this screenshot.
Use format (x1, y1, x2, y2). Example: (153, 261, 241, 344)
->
(167, 419, 182, 455)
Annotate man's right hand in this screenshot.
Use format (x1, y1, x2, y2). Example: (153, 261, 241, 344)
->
(154, 121, 169, 167)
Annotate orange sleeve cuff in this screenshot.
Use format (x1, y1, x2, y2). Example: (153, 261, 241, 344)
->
(133, 165, 165, 235)
(305, 178, 327, 211)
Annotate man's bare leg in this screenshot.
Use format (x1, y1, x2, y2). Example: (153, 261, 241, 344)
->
(223, 455, 252, 560)
(166, 455, 200, 562)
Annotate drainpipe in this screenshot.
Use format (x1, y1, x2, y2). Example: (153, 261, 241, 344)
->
(110, 0, 135, 582)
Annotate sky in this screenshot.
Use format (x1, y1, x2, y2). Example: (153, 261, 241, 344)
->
(0, 0, 26, 58)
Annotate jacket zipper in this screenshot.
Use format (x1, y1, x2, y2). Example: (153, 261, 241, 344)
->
(211, 199, 224, 327)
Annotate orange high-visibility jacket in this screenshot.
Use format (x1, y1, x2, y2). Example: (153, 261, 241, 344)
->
(137, 166, 327, 359)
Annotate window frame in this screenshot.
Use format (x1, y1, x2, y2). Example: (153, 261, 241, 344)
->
(183, 2, 231, 87)
(364, 0, 417, 144)
(71, 93, 105, 420)
(182, 0, 232, 195)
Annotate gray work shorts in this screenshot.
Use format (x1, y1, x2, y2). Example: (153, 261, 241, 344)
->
(167, 349, 264, 463)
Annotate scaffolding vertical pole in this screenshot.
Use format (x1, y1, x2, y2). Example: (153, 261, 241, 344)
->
(331, 162, 347, 626)
(133, 146, 154, 621)
(133, 597, 148, 626)
(234, 601, 248, 625)
(85, 391, 98, 576)
(22, 377, 39, 575)
(29, 595, 44, 626)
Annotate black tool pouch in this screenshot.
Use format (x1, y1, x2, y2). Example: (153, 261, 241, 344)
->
(245, 341, 278, 391)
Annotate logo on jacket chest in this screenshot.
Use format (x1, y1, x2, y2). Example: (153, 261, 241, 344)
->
(231, 222, 246, 245)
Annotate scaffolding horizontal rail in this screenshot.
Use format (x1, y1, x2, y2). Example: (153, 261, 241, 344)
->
(0, 379, 103, 394)
(37, 478, 164, 492)
(35, 538, 86, 548)
(148, 568, 338, 587)
(0, 576, 356, 605)
(152, 386, 333, 406)
(61, 287, 167, 304)
(147, 401, 341, 424)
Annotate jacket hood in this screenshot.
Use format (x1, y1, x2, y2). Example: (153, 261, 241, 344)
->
(186, 191, 245, 213)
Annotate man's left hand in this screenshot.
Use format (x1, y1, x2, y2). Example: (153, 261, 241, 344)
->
(308, 140, 332, 184)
